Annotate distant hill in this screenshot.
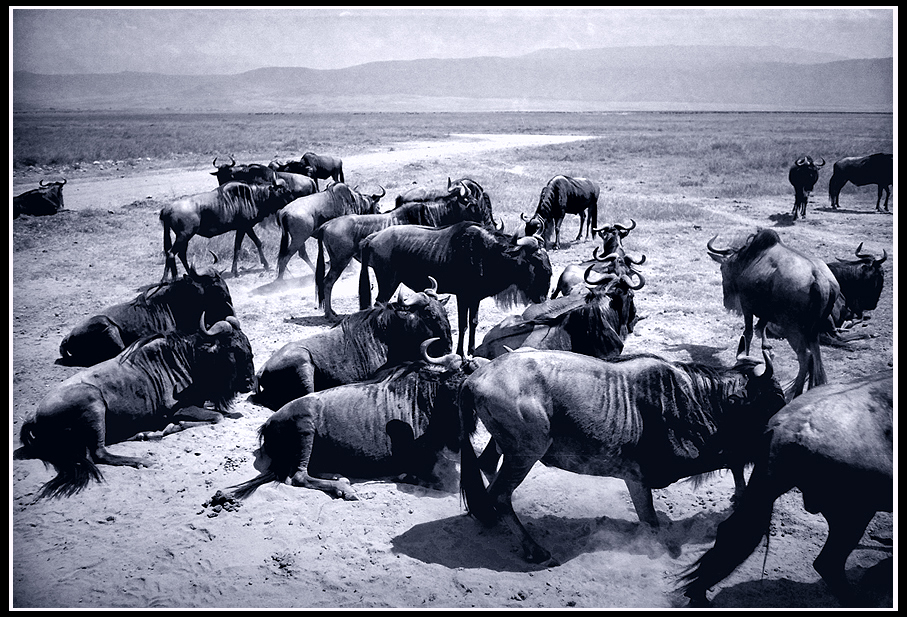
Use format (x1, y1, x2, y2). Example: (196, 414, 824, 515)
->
(12, 45, 893, 113)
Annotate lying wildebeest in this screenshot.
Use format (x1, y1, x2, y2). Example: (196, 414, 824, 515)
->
(359, 221, 552, 356)
(395, 177, 493, 211)
(550, 219, 644, 299)
(475, 266, 643, 361)
(14, 316, 256, 499)
(788, 156, 825, 219)
(275, 183, 386, 279)
(211, 156, 316, 199)
(315, 185, 496, 320)
(827, 242, 887, 325)
(13, 178, 67, 218)
(707, 228, 839, 399)
(58, 267, 235, 366)
(680, 371, 893, 608)
(160, 179, 296, 280)
(299, 152, 345, 190)
(254, 280, 452, 411)
(231, 339, 489, 501)
(828, 153, 893, 212)
(459, 340, 785, 566)
(522, 175, 600, 249)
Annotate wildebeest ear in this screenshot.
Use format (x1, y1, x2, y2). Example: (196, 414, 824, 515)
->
(439, 295, 450, 306)
(736, 336, 747, 357)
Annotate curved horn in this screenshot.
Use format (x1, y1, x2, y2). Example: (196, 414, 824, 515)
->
(208, 250, 219, 265)
(213, 157, 219, 168)
(613, 219, 636, 233)
(706, 235, 733, 255)
(521, 212, 531, 223)
(854, 242, 873, 260)
(420, 338, 460, 369)
(584, 264, 618, 287)
(816, 158, 825, 167)
(623, 270, 646, 290)
(199, 312, 232, 336)
(756, 348, 774, 380)
(373, 185, 386, 200)
(493, 216, 505, 232)
(39, 179, 48, 187)
(593, 248, 620, 262)
(229, 155, 235, 167)
(515, 235, 539, 249)
(795, 156, 808, 167)
(874, 249, 887, 266)
(59, 178, 67, 186)
(503, 345, 515, 354)
(626, 253, 647, 266)
(225, 316, 242, 330)
(424, 276, 439, 298)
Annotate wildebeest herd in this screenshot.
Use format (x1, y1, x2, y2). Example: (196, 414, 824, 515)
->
(13, 148, 893, 608)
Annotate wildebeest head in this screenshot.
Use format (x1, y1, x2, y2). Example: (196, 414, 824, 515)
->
(828, 242, 887, 319)
(191, 315, 256, 410)
(387, 278, 453, 358)
(187, 267, 235, 326)
(720, 338, 787, 441)
(499, 235, 553, 307)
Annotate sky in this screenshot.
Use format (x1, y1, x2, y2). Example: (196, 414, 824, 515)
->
(10, 7, 896, 76)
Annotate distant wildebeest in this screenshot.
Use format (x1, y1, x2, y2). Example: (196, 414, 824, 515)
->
(14, 316, 256, 499)
(680, 371, 893, 608)
(459, 341, 786, 566)
(707, 229, 840, 399)
(550, 219, 643, 299)
(160, 179, 296, 280)
(59, 267, 235, 366)
(788, 155, 825, 219)
(212, 156, 317, 199)
(358, 221, 552, 356)
(254, 281, 452, 411)
(522, 175, 600, 249)
(231, 339, 490, 501)
(475, 266, 643, 361)
(13, 179, 67, 218)
(828, 153, 893, 212)
(314, 184, 496, 321)
(299, 152, 345, 190)
(275, 183, 386, 279)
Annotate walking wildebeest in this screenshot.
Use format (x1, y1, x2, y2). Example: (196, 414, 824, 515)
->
(254, 281, 452, 411)
(58, 267, 235, 366)
(14, 316, 256, 499)
(707, 229, 839, 399)
(522, 175, 600, 249)
(160, 179, 296, 280)
(828, 153, 893, 212)
(358, 221, 552, 356)
(13, 178, 67, 218)
(459, 340, 785, 566)
(788, 156, 825, 219)
(231, 339, 489, 501)
(680, 371, 893, 608)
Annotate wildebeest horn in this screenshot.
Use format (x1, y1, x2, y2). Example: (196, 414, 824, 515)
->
(584, 264, 618, 287)
(613, 219, 637, 233)
(706, 235, 733, 255)
(515, 235, 540, 249)
(626, 253, 646, 266)
(875, 249, 887, 265)
(199, 312, 232, 336)
(209, 250, 219, 265)
(420, 338, 461, 369)
(754, 348, 774, 379)
(795, 156, 808, 166)
(624, 270, 645, 290)
(424, 276, 439, 298)
(225, 316, 242, 330)
(816, 158, 825, 167)
(373, 185, 386, 200)
(494, 217, 505, 232)
(521, 212, 531, 223)
(39, 179, 47, 187)
(593, 248, 619, 262)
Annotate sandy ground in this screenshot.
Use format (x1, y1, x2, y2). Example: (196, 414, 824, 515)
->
(11, 133, 894, 609)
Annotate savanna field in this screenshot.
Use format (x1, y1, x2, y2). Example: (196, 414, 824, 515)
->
(12, 111, 894, 608)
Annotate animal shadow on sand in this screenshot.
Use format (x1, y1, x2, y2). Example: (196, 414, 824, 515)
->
(675, 557, 892, 609)
(662, 343, 725, 365)
(251, 273, 315, 296)
(391, 507, 731, 573)
(813, 206, 891, 216)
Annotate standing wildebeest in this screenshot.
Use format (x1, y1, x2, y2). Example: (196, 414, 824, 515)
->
(475, 267, 643, 360)
(275, 183, 386, 279)
(459, 342, 786, 566)
(707, 228, 839, 399)
(254, 281, 452, 411)
(231, 340, 489, 501)
(358, 221, 552, 356)
(212, 156, 317, 198)
(680, 371, 893, 608)
(788, 156, 825, 219)
(160, 179, 295, 280)
(314, 186, 495, 320)
(828, 153, 893, 212)
(14, 316, 256, 499)
(299, 152, 345, 190)
(522, 175, 600, 249)
(58, 267, 235, 366)
(13, 178, 66, 218)
(549, 219, 642, 299)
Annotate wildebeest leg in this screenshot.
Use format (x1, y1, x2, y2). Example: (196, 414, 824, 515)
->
(477, 437, 502, 477)
(813, 505, 877, 607)
(245, 227, 271, 271)
(741, 311, 755, 356)
(321, 255, 354, 321)
(754, 316, 771, 351)
(287, 409, 357, 501)
(128, 407, 225, 441)
(231, 230, 245, 277)
(624, 479, 660, 527)
(574, 211, 586, 242)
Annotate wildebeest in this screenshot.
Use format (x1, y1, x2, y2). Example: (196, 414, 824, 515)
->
(680, 371, 893, 608)
(160, 179, 296, 280)
(59, 267, 235, 366)
(275, 183, 386, 279)
(788, 156, 825, 219)
(395, 177, 493, 212)
(358, 221, 552, 356)
(210, 156, 277, 186)
(13, 316, 256, 499)
(299, 152, 345, 190)
(475, 267, 643, 360)
(13, 178, 67, 218)
(707, 228, 840, 399)
(828, 153, 893, 212)
(459, 341, 785, 566)
(254, 281, 453, 411)
(549, 219, 643, 299)
(231, 339, 489, 501)
(314, 186, 495, 320)
(826, 242, 887, 324)
(522, 175, 600, 249)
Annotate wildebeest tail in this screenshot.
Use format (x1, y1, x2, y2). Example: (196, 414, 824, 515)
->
(457, 385, 498, 526)
(277, 210, 291, 264)
(227, 470, 279, 500)
(358, 239, 373, 310)
(15, 419, 104, 499)
(315, 235, 326, 308)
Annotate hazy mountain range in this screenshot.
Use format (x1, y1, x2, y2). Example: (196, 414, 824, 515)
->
(13, 45, 893, 113)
